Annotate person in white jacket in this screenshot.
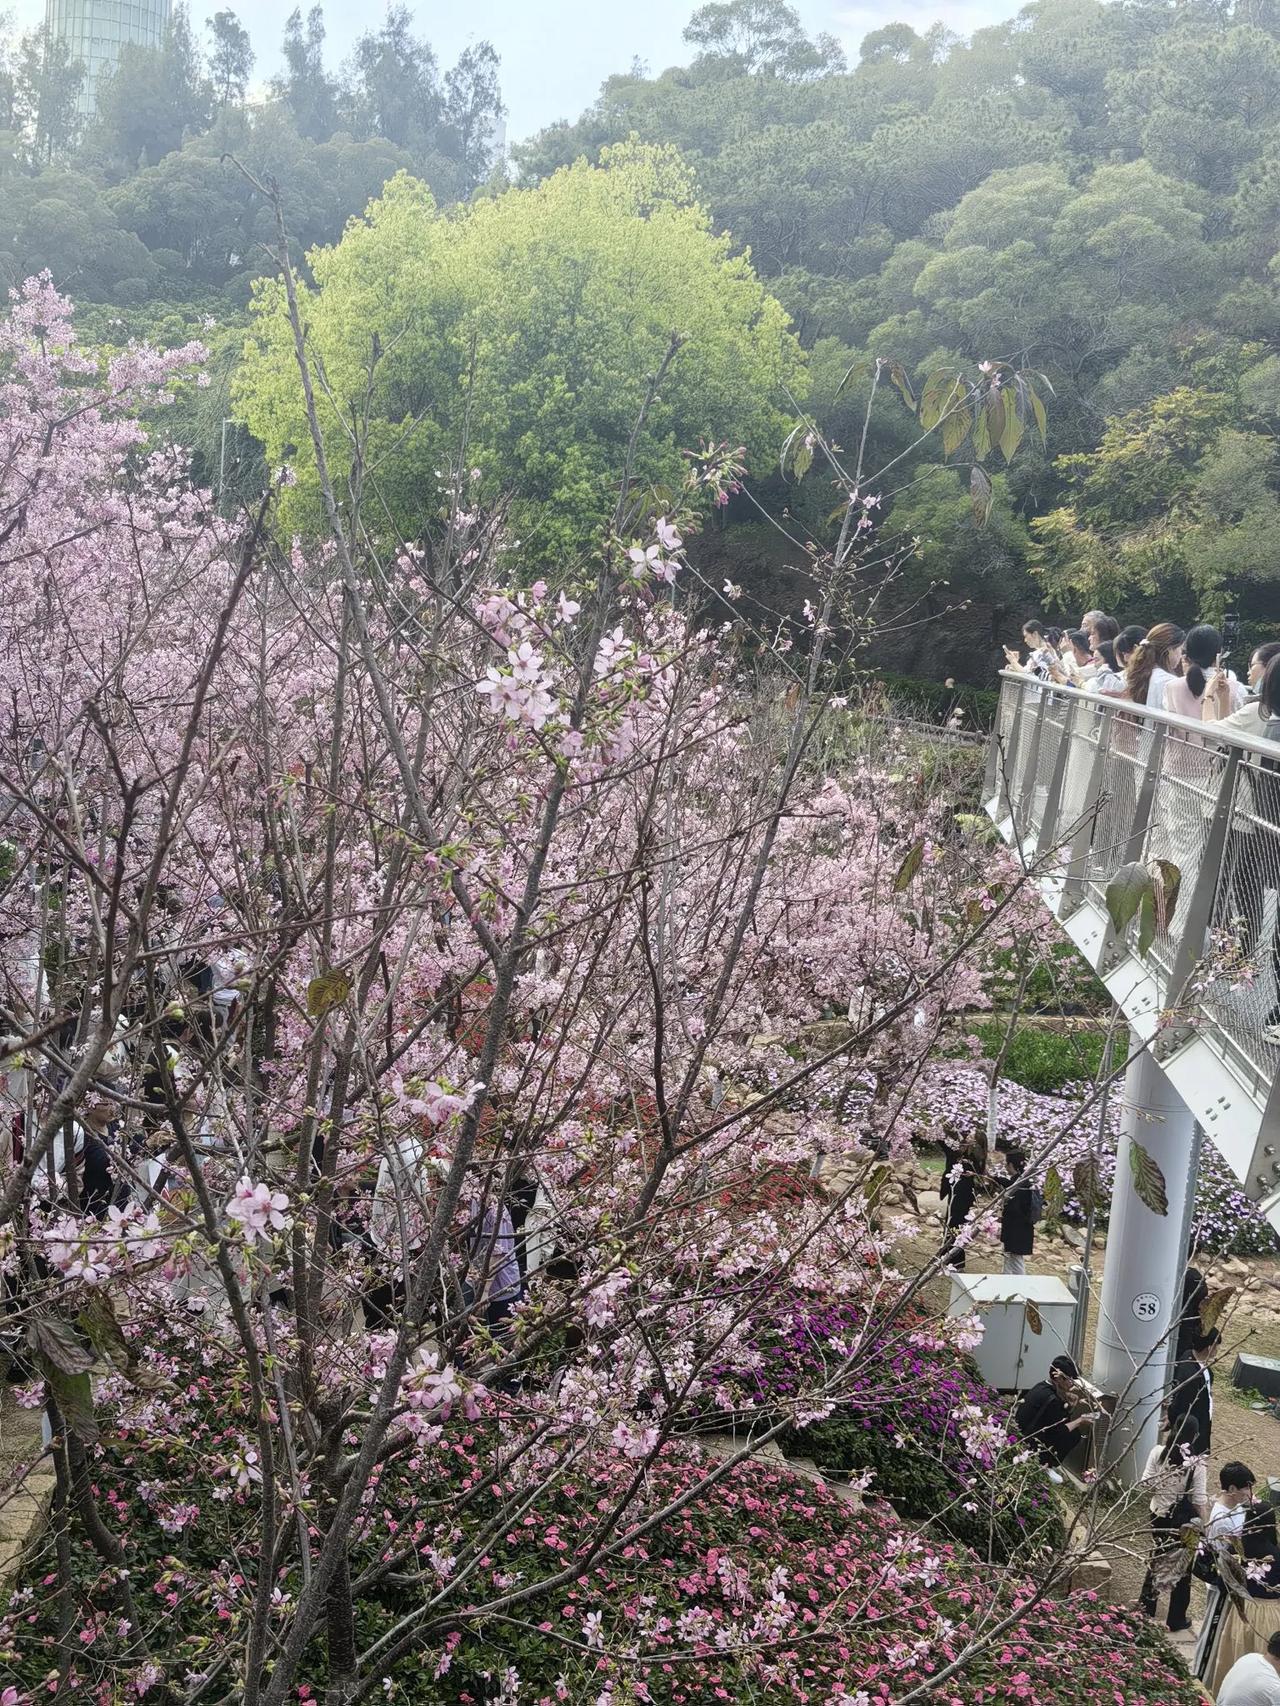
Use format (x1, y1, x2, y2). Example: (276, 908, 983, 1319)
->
(1218, 1631, 1280, 1704)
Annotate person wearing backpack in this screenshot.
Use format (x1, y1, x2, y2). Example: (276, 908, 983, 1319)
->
(1000, 1146, 1039, 1275)
(1138, 1426, 1209, 1634)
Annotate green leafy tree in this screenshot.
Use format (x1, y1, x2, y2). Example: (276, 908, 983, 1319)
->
(1109, 23, 1280, 193)
(13, 25, 85, 164)
(0, 146, 157, 298)
(90, 5, 210, 173)
(442, 42, 505, 192)
(206, 9, 253, 109)
(343, 4, 439, 149)
(108, 109, 414, 284)
(684, 0, 846, 79)
(276, 5, 337, 143)
(236, 143, 804, 560)
(1029, 368, 1280, 618)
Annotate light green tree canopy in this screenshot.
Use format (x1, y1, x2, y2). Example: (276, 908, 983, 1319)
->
(237, 142, 804, 561)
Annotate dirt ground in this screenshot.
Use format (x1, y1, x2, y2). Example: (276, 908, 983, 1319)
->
(892, 1181, 1280, 1658)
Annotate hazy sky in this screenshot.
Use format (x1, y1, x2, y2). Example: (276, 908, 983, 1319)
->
(13, 0, 1015, 140)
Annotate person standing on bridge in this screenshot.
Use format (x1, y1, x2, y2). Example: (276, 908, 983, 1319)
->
(1126, 622, 1187, 707)
(1004, 620, 1061, 682)
(1165, 625, 1246, 720)
(1092, 623, 1144, 697)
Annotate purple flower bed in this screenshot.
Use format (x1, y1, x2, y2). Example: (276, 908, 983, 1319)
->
(703, 1288, 1064, 1561)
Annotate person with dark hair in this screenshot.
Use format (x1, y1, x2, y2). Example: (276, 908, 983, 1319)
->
(940, 1139, 982, 1270)
(1004, 620, 1061, 682)
(1014, 1354, 1100, 1481)
(1138, 1425, 1209, 1632)
(1092, 623, 1145, 696)
(1166, 625, 1247, 720)
(1210, 1460, 1257, 1544)
(999, 1145, 1038, 1275)
(1087, 612, 1120, 650)
(1170, 1328, 1221, 1455)
(1207, 642, 1280, 729)
(1064, 627, 1095, 680)
(1126, 622, 1187, 707)
(1217, 1630, 1280, 1705)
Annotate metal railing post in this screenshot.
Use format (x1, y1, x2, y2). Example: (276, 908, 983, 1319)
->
(983, 682, 1006, 805)
(1121, 723, 1166, 866)
(1014, 688, 1050, 845)
(995, 678, 1028, 829)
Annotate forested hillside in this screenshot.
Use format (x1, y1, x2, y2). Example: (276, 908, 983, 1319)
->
(5, 0, 1279, 682)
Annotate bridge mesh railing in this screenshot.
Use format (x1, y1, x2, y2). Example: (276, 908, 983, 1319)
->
(1200, 762, 1280, 1073)
(987, 673, 1280, 1082)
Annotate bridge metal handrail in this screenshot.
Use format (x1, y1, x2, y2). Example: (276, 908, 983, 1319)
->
(986, 670, 1280, 1213)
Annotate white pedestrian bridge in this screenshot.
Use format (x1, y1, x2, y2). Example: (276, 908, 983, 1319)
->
(984, 671, 1280, 1231)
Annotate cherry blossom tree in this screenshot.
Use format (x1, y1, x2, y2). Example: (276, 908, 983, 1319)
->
(0, 267, 1199, 1706)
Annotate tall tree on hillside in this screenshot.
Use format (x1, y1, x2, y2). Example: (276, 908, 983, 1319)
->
(276, 4, 337, 142)
(13, 26, 85, 164)
(92, 5, 210, 172)
(344, 4, 439, 149)
(442, 41, 504, 191)
(207, 9, 253, 109)
(684, 0, 846, 79)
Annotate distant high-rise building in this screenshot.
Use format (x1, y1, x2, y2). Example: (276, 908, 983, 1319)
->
(45, 0, 171, 118)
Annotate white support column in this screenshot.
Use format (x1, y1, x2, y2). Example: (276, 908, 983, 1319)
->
(1092, 1035, 1199, 1481)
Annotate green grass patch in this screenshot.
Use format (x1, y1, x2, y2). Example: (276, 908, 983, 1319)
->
(968, 1019, 1107, 1094)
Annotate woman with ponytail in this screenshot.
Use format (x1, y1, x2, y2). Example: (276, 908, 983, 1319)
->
(1165, 625, 1245, 720)
(1125, 622, 1186, 707)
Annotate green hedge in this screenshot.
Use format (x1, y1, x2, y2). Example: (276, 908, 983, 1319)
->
(788, 1411, 1066, 1564)
(874, 670, 1000, 731)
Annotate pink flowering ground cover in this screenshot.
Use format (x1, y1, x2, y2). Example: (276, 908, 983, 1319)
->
(1, 1383, 1199, 1704)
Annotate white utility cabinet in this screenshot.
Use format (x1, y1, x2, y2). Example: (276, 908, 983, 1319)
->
(946, 1272, 1077, 1394)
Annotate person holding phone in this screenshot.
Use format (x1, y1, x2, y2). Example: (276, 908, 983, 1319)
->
(1004, 620, 1066, 683)
(1014, 1354, 1101, 1482)
(1166, 625, 1246, 721)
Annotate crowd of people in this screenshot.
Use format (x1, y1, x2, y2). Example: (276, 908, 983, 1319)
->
(1004, 609, 1280, 1050)
(1001, 1256, 1280, 1701)
(1004, 610, 1280, 738)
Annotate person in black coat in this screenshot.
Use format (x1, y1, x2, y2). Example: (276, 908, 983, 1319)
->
(1168, 1327, 1220, 1456)
(1175, 1265, 1208, 1361)
(940, 1141, 982, 1271)
(1015, 1354, 1100, 1479)
(1000, 1147, 1037, 1276)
